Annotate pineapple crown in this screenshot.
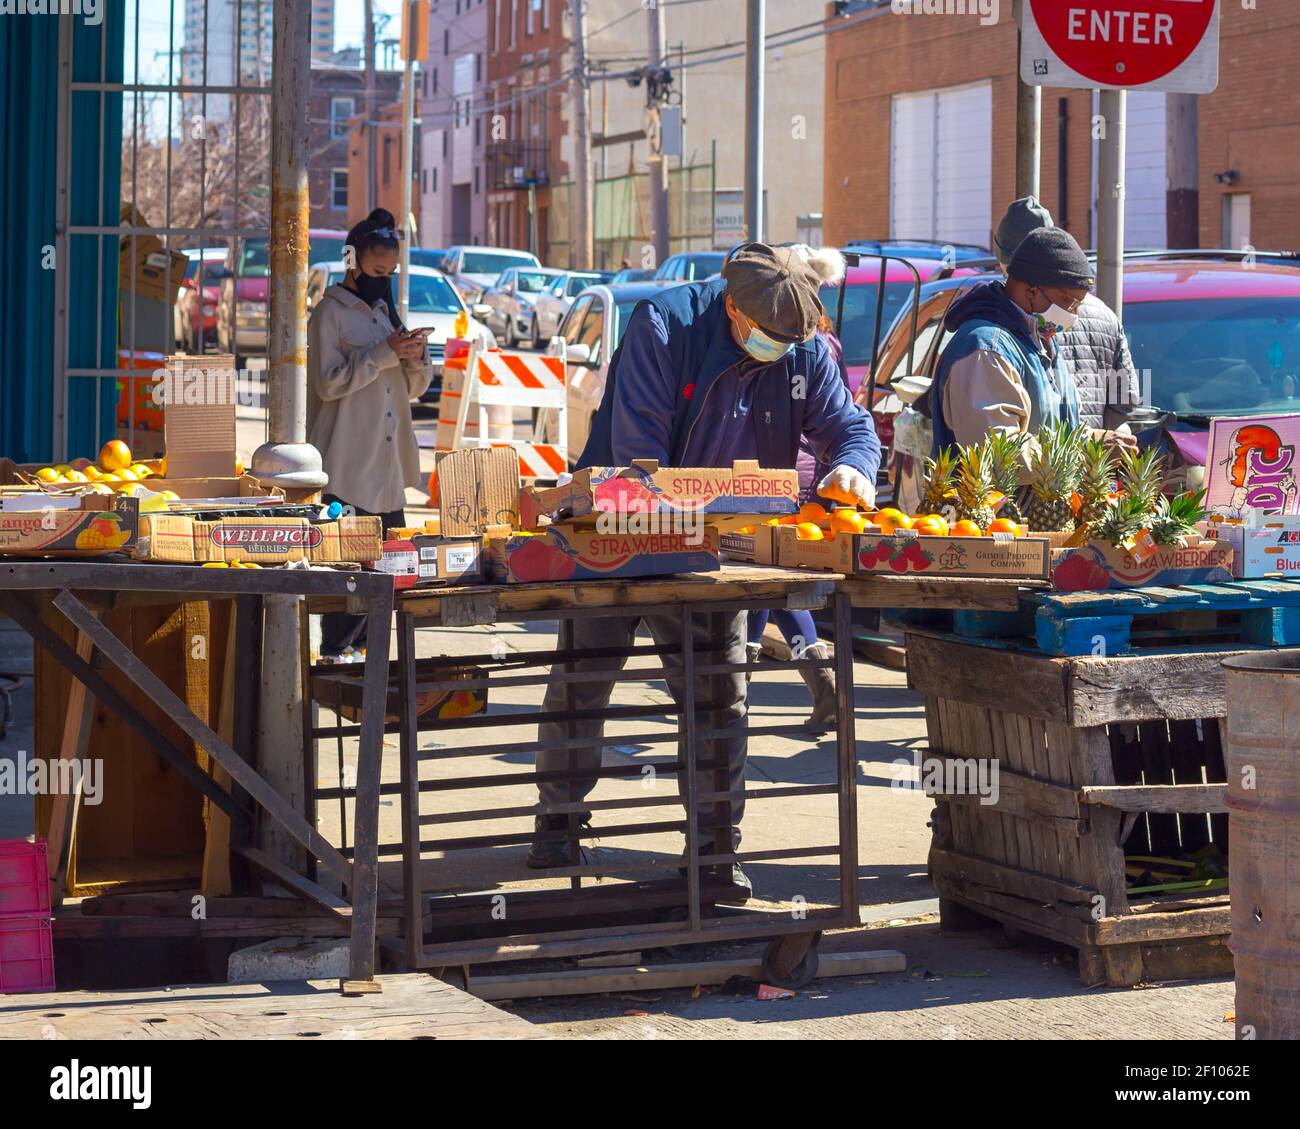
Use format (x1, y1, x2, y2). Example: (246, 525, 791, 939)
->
(1150, 489, 1208, 545)
(1118, 446, 1166, 509)
(1096, 491, 1151, 546)
(1029, 419, 1086, 498)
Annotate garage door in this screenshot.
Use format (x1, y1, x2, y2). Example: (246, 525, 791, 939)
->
(890, 81, 993, 247)
(1091, 90, 1168, 250)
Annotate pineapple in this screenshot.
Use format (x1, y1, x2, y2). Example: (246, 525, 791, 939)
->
(1095, 492, 1151, 549)
(954, 443, 997, 529)
(1023, 420, 1086, 532)
(984, 431, 1027, 524)
(1118, 447, 1166, 516)
(1150, 489, 1208, 546)
(921, 448, 958, 515)
(1075, 438, 1117, 532)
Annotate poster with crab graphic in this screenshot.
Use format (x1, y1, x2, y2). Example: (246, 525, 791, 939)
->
(1204, 415, 1300, 518)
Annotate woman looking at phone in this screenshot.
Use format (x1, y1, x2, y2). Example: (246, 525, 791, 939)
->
(307, 207, 433, 661)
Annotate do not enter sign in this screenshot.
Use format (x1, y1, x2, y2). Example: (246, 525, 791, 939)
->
(1021, 0, 1220, 94)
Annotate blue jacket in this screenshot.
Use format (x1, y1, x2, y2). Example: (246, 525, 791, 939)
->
(930, 280, 1080, 455)
(580, 279, 880, 480)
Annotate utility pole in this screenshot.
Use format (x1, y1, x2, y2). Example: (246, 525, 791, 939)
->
(398, 0, 424, 320)
(1013, 0, 1041, 199)
(743, 0, 765, 242)
(573, 0, 593, 270)
(646, 0, 670, 265)
(254, 0, 326, 870)
(1096, 89, 1127, 318)
(1166, 93, 1199, 249)
(365, 0, 378, 212)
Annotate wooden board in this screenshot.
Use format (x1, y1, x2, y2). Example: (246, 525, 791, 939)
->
(0, 976, 543, 1040)
(841, 575, 1044, 611)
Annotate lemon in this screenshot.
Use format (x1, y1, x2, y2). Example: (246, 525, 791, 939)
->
(35, 467, 59, 483)
(64, 470, 87, 483)
(116, 467, 139, 482)
(201, 562, 230, 568)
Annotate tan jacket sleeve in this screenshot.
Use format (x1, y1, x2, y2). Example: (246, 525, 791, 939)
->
(308, 300, 400, 403)
(400, 354, 434, 400)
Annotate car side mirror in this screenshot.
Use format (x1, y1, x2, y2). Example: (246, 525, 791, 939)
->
(565, 343, 593, 366)
(471, 304, 493, 320)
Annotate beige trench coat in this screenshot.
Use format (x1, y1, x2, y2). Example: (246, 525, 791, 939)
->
(307, 284, 433, 513)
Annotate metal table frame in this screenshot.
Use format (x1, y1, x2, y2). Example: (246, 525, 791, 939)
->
(0, 559, 394, 986)
(307, 567, 860, 985)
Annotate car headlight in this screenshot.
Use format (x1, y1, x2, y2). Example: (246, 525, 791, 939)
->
(237, 301, 264, 316)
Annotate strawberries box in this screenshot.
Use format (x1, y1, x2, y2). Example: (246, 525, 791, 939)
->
(487, 524, 721, 583)
(520, 460, 799, 531)
(1051, 536, 1235, 591)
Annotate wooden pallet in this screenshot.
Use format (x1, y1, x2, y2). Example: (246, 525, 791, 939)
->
(907, 630, 1235, 987)
(950, 578, 1300, 657)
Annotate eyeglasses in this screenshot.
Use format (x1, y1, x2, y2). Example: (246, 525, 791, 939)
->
(369, 227, 405, 241)
(1037, 287, 1085, 314)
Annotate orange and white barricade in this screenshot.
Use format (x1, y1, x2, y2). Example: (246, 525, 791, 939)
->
(434, 338, 568, 480)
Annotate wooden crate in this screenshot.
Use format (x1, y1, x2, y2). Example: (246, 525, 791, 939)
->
(907, 630, 1236, 987)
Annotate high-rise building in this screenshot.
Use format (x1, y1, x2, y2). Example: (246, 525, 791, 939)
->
(311, 0, 336, 66)
(181, 0, 274, 124)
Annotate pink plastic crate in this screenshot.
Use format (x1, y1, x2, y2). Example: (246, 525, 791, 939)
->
(0, 838, 51, 917)
(0, 914, 56, 993)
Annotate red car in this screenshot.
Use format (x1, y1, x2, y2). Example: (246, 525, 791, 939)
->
(174, 248, 228, 354)
(216, 228, 348, 358)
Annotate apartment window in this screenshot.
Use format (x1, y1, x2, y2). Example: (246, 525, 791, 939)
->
(444, 29, 450, 55)
(492, 0, 500, 53)
(542, 0, 549, 31)
(510, 0, 518, 49)
(442, 131, 449, 157)
(474, 115, 481, 146)
(1223, 193, 1252, 250)
(331, 169, 348, 210)
(526, 0, 534, 36)
(475, 52, 482, 82)
(433, 168, 439, 193)
(432, 68, 439, 94)
(474, 167, 480, 195)
(330, 97, 356, 141)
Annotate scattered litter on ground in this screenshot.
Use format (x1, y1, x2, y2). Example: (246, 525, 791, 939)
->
(756, 984, 796, 1001)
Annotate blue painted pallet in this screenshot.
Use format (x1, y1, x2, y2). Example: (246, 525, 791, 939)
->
(951, 578, 1300, 658)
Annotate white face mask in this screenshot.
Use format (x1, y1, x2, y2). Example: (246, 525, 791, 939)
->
(1040, 302, 1078, 333)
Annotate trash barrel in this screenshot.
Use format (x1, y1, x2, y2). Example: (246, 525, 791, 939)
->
(1223, 650, 1300, 1040)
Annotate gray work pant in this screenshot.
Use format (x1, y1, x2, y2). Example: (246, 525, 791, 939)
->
(538, 610, 748, 850)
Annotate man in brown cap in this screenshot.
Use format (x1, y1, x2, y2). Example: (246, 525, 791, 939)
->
(530, 242, 879, 899)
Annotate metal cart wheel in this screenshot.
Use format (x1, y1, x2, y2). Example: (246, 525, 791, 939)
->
(761, 932, 821, 990)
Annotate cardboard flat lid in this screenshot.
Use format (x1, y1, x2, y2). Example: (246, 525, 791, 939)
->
(436, 447, 521, 537)
(163, 354, 238, 479)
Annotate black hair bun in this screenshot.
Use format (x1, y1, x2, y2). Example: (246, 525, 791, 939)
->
(368, 208, 396, 228)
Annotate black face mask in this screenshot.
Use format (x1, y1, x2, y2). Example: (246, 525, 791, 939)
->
(352, 268, 392, 308)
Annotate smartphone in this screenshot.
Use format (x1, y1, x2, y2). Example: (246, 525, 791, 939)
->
(404, 326, 433, 340)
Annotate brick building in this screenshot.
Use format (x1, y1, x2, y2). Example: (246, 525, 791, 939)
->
(824, 2, 1300, 254)
(484, 0, 568, 259)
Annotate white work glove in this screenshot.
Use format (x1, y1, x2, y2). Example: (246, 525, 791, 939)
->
(817, 464, 877, 510)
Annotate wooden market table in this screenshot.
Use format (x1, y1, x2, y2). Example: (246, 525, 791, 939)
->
(0, 558, 394, 988)
(305, 563, 863, 989)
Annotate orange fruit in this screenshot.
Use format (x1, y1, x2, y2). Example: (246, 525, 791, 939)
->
(234, 452, 245, 476)
(777, 514, 800, 525)
(913, 515, 950, 536)
(829, 509, 868, 536)
(764, 517, 782, 527)
(951, 520, 984, 536)
(798, 501, 829, 524)
(875, 507, 913, 535)
(99, 439, 132, 472)
(986, 518, 1024, 537)
(795, 522, 824, 541)
(737, 525, 755, 535)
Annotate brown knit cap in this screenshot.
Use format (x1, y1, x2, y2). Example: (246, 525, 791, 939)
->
(721, 242, 824, 343)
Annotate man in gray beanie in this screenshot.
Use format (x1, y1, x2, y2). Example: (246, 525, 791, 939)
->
(994, 197, 1140, 439)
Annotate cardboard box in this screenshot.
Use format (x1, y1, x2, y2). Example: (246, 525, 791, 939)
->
(1205, 514, 1300, 578)
(0, 493, 139, 556)
(772, 525, 1051, 579)
(371, 534, 483, 588)
(136, 513, 382, 564)
(487, 524, 720, 584)
(1051, 536, 1235, 591)
(520, 460, 800, 531)
(162, 355, 239, 479)
(436, 447, 521, 537)
(720, 523, 777, 564)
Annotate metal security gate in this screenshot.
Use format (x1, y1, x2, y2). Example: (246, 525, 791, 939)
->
(53, 0, 272, 461)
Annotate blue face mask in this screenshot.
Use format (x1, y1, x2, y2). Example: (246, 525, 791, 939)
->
(740, 322, 794, 363)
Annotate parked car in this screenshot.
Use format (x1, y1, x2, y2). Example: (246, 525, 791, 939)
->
(558, 281, 676, 459)
(529, 270, 613, 347)
(653, 251, 727, 283)
(442, 245, 541, 305)
(217, 228, 347, 358)
(480, 266, 565, 348)
(609, 266, 655, 284)
(305, 261, 494, 404)
(409, 247, 448, 272)
(864, 253, 1300, 511)
(845, 238, 993, 264)
(174, 247, 229, 353)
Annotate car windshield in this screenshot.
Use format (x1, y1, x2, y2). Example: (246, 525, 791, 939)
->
(515, 271, 554, 293)
(462, 251, 534, 275)
(822, 281, 918, 366)
(568, 274, 600, 296)
(310, 237, 346, 265)
(406, 273, 463, 314)
(239, 237, 343, 277)
(1123, 297, 1300, 417)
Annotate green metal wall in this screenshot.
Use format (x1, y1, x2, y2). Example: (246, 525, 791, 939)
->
(0, 7, 122, 464)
